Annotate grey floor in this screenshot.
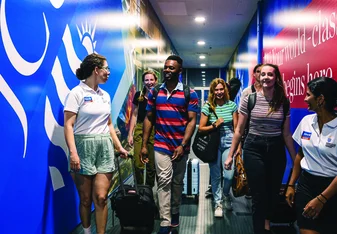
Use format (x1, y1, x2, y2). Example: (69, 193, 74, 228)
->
(71, 161, 299, 234)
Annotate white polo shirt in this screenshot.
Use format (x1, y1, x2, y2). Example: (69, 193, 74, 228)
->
(293, 113, 337, 177)
(64, 82, 111, 134)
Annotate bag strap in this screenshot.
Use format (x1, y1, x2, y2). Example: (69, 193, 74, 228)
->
(251, 84, 256, 93)
(205, 102, 219, 119)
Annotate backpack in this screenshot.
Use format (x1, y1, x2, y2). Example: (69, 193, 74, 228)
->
(152, 83, 191, 107)
(247, 92, 290, 129)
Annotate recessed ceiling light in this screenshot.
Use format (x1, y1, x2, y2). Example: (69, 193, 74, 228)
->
(200, 63, 206, 67)
(199, 55, 206, 59)
(201, 71, 206, 73)
(197, 41, 205, 45)
(202, 78, 206, 80)
(195, 16, 205, 23)
(202, 75, 205, 77)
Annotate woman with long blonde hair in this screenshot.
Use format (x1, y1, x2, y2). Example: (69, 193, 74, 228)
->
(198, 78, 238, 218)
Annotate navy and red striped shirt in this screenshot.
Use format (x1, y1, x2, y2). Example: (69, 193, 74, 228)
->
(146, 82, 199, 156)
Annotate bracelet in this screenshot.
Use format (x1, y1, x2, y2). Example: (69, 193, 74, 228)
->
(320, 193, 328, 202)
(316, 196, 326, 205)
(288, 185, 295, 187)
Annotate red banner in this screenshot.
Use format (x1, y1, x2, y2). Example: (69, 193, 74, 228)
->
(263, 0, 337, 108)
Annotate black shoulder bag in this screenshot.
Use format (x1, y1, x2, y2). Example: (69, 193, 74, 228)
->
(192, 108, 220, 163)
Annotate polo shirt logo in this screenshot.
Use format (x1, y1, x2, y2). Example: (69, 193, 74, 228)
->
(301, 131, 312, 140)
(325, 137, 336, 148)
(84, 96, 93, 102)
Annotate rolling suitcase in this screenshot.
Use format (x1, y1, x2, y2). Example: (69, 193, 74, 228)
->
(110, 154, 156, 234)
(182, 158, 200, 203)
(270, 168, 296, 226)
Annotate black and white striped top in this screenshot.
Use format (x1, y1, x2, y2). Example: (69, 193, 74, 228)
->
(239, 92, 290, 136)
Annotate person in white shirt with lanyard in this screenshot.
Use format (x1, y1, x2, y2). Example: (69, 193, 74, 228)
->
(286, 77, 337, 234)
(64, 53, 128, 234)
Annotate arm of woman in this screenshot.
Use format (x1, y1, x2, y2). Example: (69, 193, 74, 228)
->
(64, 111, 80, 171)
(198, 112, 214, 133)
(108, 117, 128, 158)
(224, 112, 248, 170)
(127, 104, 138, 146)
(232, 111, 241, 154)
(282, 116, 296, 162)
(285, 147, 304, 207)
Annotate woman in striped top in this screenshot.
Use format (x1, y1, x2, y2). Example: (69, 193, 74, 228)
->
(225, 64, 296, 234)
(198, 78, 238, 218)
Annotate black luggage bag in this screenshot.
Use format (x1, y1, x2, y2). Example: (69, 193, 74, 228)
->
(270, 169, 297, 226)
(110, 154, 156, 234)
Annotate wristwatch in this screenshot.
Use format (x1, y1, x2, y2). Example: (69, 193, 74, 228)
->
(180, 143, 186, 150)
(212, 122, 217, 128)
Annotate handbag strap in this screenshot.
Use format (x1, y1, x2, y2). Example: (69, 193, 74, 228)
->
(207, 102, 219, 119)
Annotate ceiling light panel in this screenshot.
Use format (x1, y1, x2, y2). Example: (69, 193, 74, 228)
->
(195, 16, 205, 23)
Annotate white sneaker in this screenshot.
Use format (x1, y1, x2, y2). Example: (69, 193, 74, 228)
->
(224, 195, 233, 211)
(214, 204, 223, 218)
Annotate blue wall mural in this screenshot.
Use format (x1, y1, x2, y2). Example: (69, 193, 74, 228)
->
(0, 0, 127, 233)
(0, 0, 176, 233)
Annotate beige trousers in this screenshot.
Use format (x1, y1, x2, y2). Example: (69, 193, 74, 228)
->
(154, 151, 188, 227)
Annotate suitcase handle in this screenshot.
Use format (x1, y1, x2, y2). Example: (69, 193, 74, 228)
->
(115, 153, 140, 196)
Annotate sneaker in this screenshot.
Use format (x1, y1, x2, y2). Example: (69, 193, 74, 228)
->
(214, 204, 223, 218)
(157, 226, 171, 234)
(224, 195, 233, 211)
(171, 213, 179, 227)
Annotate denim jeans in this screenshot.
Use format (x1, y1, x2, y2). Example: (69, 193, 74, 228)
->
(209, 128, 234, 206)
(243, 134, 286, 234)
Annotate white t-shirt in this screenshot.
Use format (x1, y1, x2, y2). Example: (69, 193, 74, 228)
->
(292, 114, 337, 177)
(64, 82, 111, 134)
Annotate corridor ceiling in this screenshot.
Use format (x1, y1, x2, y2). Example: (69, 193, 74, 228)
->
(149, 0, 259, 68)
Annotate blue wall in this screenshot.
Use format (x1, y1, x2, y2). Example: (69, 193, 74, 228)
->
(0, 0, 128, 233)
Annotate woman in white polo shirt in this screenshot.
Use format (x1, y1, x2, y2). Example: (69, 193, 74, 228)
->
(286, 77, 337, 234)
(64, 53, 128, 234)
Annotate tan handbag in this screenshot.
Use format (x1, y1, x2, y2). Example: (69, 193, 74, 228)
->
(232, 152, 249, 197)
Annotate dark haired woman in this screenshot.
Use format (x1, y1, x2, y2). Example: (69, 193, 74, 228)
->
(128, 71, 158, 187)
(198, 78, 238, 218)
(225, 64, 296, 234)
(64, 53, 128, 234)
(286, 77, 337, 234)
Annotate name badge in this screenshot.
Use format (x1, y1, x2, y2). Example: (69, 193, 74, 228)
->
(84, 96, 93, 102)
(301, 131, 312, 140)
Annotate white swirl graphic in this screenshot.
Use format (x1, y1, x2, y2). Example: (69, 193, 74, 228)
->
(51, 57, 71, 105)
(1, 0, 50, 76)
(44, 96, 68, 157)
(62, 25, 82, 74)
(76, 21, 97, 54)
(49, 166, 65, 191)
(0, 74, 27, 158)
(50, 0, 64, 9)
